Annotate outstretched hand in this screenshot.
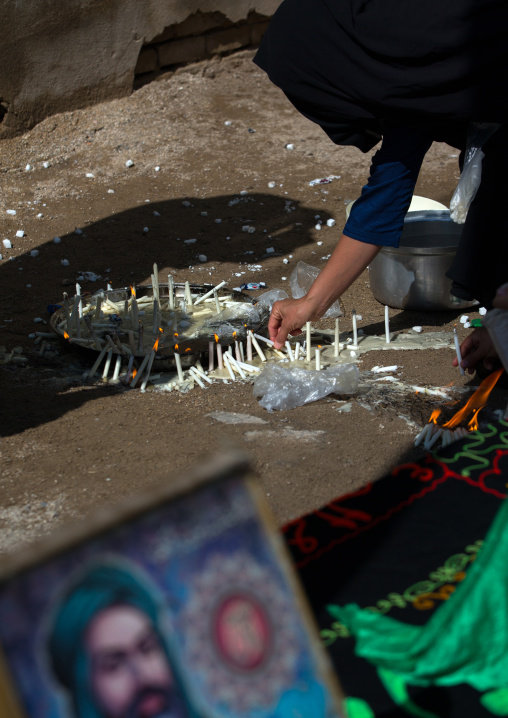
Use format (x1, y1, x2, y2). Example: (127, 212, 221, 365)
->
(268, 297, 321, 349)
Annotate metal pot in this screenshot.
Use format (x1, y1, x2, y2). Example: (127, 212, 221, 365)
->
(368, 210, 477, 311)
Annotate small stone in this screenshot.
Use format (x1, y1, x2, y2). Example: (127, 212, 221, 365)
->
(143, 227, 149, 233)
(198, 254, 207, 263)
(315, 224, 322, 231)
(16, 230, 25, 238)
(326, 218, 336, 227)
(86, 173, 94, 178)
(268, 181, 276, 188)
(285, 143, 294, 150)
(317, 241, 323, 246)
(242, 225, 256, 234)
(42, 161, 50, 168)
(266, 247, 275, 254)
(182, 200, 191, 207)
(30, 250, 39, 257)
(53, 236, 61, 244)
(240, 190, 248, 196)
(184, 238, 197, 244)
(479, 307, 487, 316)
(459, 315, 469, 324)
(25, 164, 32, 171)
(283, 258, 289, 264)
(200, 211, 208, 217)
(224, 120, 232, 126)
(125, 159, 134, 167)
(107, 189, 115, 194)
(464, 321, 471, 328)
(7, 209, 16, 215)
(281, 276, 287, 281)
(37, 213, 43, 218)
(61, 259, 70, 266)
(248, 128, 256, 133)
(33, 317, 44, 323)
(155, 166, 160, 172)
(2, 239, 12, 249)
(153, 211, 161, 217)
(28, 333, 36, 339)
(214, 218, 222, 224)
(26, 284, 31, 287)
(75, 228, 83, 235)
(412, 326, 423, 333)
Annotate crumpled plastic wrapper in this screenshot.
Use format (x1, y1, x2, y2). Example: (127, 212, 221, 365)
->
(199, 303, 263, 341)
(255, 289, 289, 313)
(290, 261, 342, 318)
(253, 362, 359, 411)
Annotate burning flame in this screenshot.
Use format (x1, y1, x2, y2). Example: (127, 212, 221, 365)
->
(63, 331, 70, 340)
(185, 347, 191, 352)
(132, 368, 137, 379)
(153, 337, 160, 352)
(130, 286, 136, 298)
(233, 331, 237, 339)
(429, 409, 441, 424)
(175, 344, 179, 352)
(442, 368, 504, 431)
(214, 333, 219, 343)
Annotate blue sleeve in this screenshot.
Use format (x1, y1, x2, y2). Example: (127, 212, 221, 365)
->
(343, 126, 433, 247)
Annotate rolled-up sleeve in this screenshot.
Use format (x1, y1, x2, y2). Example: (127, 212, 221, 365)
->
(344, 126, 433, 247)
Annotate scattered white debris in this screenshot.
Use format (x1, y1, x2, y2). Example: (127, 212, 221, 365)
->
(33, 317, 44, 323)
(16, 230, 25, 238)
(412, 326, 423, 333)
(371, 365, 398, 373)
(42, 161, 50, 168)
(53, 236, 61, 244)
(74, 228, 83, 236)
(285, 143, 294, 150)
(283, 258, 289, 264)
(184, 238, 197, 245)
(6, 209, 16, 216)
(315, 224, 322, 231)
(281, 276, 287, 281)
(240, 190, 248, 196)
(28, 333, 36, 338)
(317, 241, 323, 246)
(459, 315, 469, 324)
(78, 271, 101, 282)
(30, 250, 39, 257)
(108, 189, 115, 194)
(200, 211, 208, 217)
(266, 247, 275, 254)
(26, 284, 31, 288)
(86, 173, 94, 178)
(464, 321, 471, 328)
(61, 259, 69, 266)
(153, 211, 161, 217)
(2, 239, 12, 249)
(37, 213, 43, 218)
(268, 181, 276, 188)
(143, 227, 149, 233)
(350, 350, 357, 357)
(198, 254, 207, 263)
(309, 175, 341, 186)
(182, 200, 191, 207)
(479, 307, 487, 316)
(25, 164, 32, 171)
(326, 218, 336, 227)
(155, 166, 160, 172)
(125, 159, 134, 167)
(214, 218, 222, 223)
(224, 120, 232, 126)
(242, 225, 256, 234)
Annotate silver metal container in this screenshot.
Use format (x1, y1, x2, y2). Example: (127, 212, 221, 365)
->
(368, 210, 476, 311)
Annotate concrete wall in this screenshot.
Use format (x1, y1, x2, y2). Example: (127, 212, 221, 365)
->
(0, 0, 280, 139)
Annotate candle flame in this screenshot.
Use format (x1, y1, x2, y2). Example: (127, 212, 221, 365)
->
(429, 409, 441, 424)
(214, 333, 219, 343)
(175, 344, 179, 351)
(63, 331, 70, 340)
(441, 368, 503, 430)
(153, 337, 160, 352)
(233, 331, 237, 339)
(185, 347, 191, 352)
(132, 368, 137, 379)
(130, 285, 136, 298)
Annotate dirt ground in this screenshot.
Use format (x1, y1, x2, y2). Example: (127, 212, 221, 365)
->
(1, 50, 506, 556)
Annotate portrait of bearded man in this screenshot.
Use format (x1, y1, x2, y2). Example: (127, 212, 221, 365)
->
(46, 563, 196, 718)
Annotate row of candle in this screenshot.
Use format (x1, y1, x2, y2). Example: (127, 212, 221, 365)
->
(414, 421, 471, 451)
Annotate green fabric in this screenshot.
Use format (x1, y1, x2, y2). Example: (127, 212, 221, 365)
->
(328, 497, 508, 693)
(345, 696, 376, 718)
(480, 688, 508, 715)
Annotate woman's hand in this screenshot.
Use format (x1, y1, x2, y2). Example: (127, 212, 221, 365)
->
(268, 297, 321, 348)
(453, 327, 498, 374)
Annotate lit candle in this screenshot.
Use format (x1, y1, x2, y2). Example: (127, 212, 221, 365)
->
(125, 355, 135, 382)
(131, 353, 150, 388)
(246, 331, 253, 361)
(454, 329, 465, 376)
(334, 318, 340, 357)
(315, 346, 321, 371)
(385, 305, 391, 344)
(306, 321, 311, 361)
(194, 280, 227, 306)
(168, 275, 175, 310)
(208, 341, 215, 371)
(140, 336, 160, 392)
(234, 333, 241, 361)
(352, 310, 358, 348)
(215, 335, 224, 370)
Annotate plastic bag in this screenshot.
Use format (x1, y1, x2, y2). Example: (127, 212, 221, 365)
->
(290, 261, 342, 317)
(255, 289, 289, 313)
(253, 362, 359, 411)
(450, 123, 499, 224)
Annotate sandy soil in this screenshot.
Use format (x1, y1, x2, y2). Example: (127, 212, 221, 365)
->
(1, 50, 505, 556)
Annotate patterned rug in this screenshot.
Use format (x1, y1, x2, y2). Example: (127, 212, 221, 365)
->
(286, 419, 508, 717)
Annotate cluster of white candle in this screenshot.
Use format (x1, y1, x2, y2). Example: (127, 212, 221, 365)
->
(414, 422, 471, 451)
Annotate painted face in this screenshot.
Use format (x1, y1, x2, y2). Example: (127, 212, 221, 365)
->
(85, 605, 186, 718)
